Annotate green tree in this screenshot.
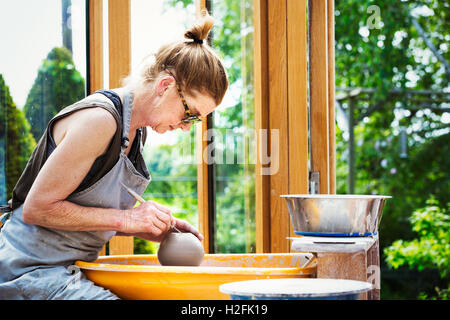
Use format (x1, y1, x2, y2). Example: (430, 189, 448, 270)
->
(334, 0, 449, 244)
(211, 0, 255, 253)
(23, 47, 85, 141)
(0, 75, 36, 203)
(334, 0, 449, 299)
(384, 197, 449, 299)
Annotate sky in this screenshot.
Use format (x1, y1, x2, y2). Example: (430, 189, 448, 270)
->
(0, 0, 86, 108)
(0, 0, 239, 147)
(0, 0, 193, 109)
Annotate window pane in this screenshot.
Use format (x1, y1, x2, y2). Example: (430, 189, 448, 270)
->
(334, 2, 449, 299)
(130, 0, 197, 254)
(0, 80, 5, 204)
(211, 0, 255, 253)
(0, 0, 86, 205)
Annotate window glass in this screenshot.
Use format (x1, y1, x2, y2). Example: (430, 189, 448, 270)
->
(130, 0, 197, 254)
(0, 0, 86, 205)
(211, 0, 256, 253)
(334, 2, 449, 299)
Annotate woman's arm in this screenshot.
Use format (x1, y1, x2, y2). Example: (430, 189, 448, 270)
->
(22, 107, 173, 237)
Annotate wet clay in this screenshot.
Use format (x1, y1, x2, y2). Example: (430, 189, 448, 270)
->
(157, 232, 205, 266)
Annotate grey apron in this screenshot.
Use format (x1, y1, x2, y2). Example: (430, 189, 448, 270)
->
(0, 91, 151, 299)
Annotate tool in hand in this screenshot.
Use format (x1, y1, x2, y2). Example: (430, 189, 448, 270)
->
(120, 182, 181, 233)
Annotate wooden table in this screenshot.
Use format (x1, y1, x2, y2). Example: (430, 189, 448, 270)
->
(290, 235, 380, 300)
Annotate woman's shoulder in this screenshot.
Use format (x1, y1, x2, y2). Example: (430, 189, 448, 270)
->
(50, 92, 120, 129)
(51, 105, 118, 150)
(76, 106, 117, 129)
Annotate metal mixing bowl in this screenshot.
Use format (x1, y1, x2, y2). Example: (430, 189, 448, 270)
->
(281, 194, 392, 236)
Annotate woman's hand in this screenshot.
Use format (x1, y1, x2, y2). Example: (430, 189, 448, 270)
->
(119, 201, 174, 242)
(119, 202, 204, 243)
(133, 217, 204, 243)
(172, 218, 204, 241)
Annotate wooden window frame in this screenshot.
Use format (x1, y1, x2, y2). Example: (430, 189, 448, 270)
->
(107, 0, 133, 255)
(195, 0, 215, 254)
(88, 0, 336, 256)
(88, 0, 134, 255)
(255, 0, 336, 253)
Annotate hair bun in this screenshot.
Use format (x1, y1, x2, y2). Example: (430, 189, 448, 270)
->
(184, 9, 214, 44)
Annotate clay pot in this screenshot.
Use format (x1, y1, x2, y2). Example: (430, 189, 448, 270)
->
(157, 232, 204, 266)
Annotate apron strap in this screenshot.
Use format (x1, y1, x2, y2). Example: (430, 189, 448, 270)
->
(121, 91, 133, 152)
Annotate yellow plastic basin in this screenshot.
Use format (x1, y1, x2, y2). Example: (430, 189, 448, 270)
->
(75, 253, 316, 300)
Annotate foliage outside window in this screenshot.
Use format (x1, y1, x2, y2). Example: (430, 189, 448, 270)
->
(384, 197, 449, 299)
(211, 0, 255, 253)
(23, 47, 85, 142)
(0, 76, 36, 203)
(0, 0, 86, 205)
(334, 0, 449, 299)
(131, 0, 197, 254)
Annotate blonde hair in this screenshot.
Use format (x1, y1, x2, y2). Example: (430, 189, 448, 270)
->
(124, 10, 228, 105)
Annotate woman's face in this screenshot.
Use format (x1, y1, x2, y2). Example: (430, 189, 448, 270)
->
(144, 78, 217, 134)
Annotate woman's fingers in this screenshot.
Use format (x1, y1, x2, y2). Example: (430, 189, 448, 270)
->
(148, 201, 173, 230)
(154, 210, 172, 231)
(151, 214, 168, 232)
(151, 201, 171, 214)
(125, 201, 205, 242)
(173, 218, 204, 241)
(123, 201, 172, 234)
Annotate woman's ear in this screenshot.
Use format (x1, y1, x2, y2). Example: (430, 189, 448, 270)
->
(156, 76, 175, 96)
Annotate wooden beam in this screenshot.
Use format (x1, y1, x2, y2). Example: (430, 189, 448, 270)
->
(88, 0, 103, 95)
(327, 0, 336, 194)
(268, 0, 290, 253)
(108, 0, 133, 255)
(287, 0, 308, 193)
(88, 0, 105, 256)
(255, 0, 311, 252)
(196, 120, 211, 253)
(195, 0, 207, 17)
(108, 0, 131, 89)
(287, 0, 309, 237)
(254, 0, 270, 253)
(255, 0, 336, 252)
(195, 0, 212, 253)
(309, 0, 330, 194)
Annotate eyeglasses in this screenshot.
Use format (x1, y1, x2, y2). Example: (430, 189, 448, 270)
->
(164, 68, 202, 124)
